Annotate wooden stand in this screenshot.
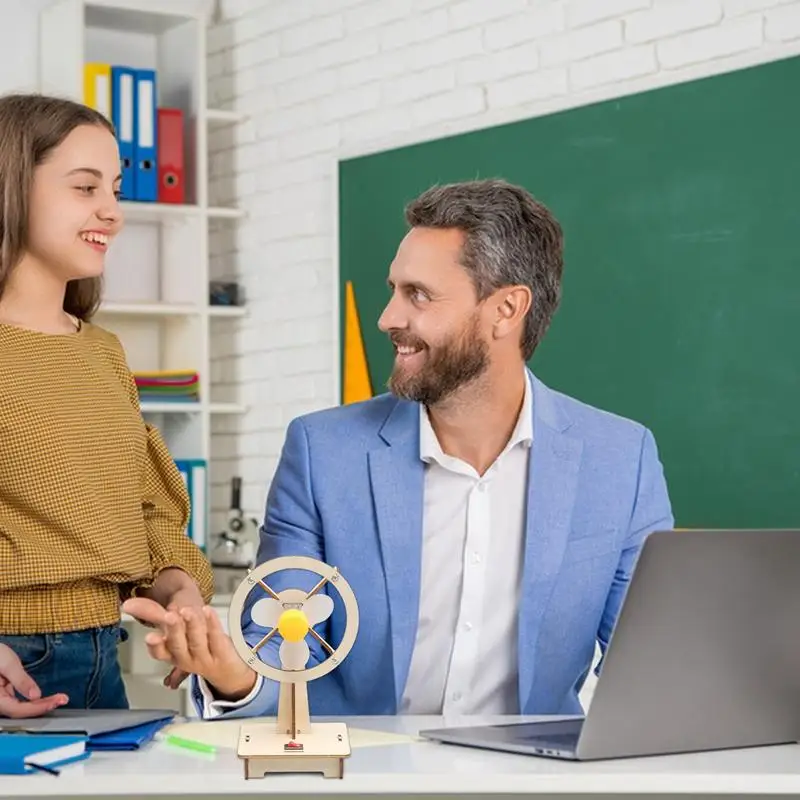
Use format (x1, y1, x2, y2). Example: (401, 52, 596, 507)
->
(237, 681, 351, 779)
(228, 557, 361, 781)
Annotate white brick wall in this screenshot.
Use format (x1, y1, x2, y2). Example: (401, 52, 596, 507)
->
(206, 0, 800, 522)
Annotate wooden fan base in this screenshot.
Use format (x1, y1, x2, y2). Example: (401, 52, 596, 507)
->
(237, 680, 351, 779)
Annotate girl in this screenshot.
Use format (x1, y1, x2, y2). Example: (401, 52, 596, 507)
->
(0, 93, 214, 715)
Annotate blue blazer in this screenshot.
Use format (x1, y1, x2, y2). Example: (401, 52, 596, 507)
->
(193, 372, 673, 718)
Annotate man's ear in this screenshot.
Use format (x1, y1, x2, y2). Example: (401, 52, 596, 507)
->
(492, 286, 531, 343)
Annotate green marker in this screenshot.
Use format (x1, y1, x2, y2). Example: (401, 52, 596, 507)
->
(162, 734, 217, 754)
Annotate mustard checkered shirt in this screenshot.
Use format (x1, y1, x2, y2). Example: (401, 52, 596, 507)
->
(0, 320, 214, 635)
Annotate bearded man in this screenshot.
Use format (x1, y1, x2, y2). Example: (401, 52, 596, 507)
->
(124, 179, 674, 720)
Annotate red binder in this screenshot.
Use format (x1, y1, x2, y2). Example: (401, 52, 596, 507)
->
(157, 107, 184, 204)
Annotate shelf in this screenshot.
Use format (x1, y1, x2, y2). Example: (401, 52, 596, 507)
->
(86, 6, 190, 36)
(97, 303, 246, 318)
(119, 202, 245, 222)
(209, 402, 246, 415)
(208, 206, 246, 220)
(209, 305, 246, 318)
(98, 302, 201, 317)
(140, 402, 246, 415)
(39, 0, 243, 542)
(206, 108, 247, 125)
(120, 201, 201, 222)
(141, 401, 202, 414)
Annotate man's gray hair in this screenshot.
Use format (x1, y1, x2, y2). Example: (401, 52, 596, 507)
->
(405, 178, 564, 360)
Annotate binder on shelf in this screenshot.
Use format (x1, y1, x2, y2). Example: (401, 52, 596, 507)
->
(111, 66, 136, 201)
(83, 63, 111, 119)
(133, 68, 157, 202)
(175, 459, 207, 550)
(157, 107, 184, 204)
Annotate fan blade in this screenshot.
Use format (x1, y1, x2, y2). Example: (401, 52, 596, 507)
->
(251, 598, 282, 629)
(303, 594, 334, 627)
(279, 640, 310, 671)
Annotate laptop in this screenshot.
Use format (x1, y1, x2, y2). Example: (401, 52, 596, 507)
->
(420, 528, 800, 761)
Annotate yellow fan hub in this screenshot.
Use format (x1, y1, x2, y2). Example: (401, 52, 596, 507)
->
(277, 609, 309, 642)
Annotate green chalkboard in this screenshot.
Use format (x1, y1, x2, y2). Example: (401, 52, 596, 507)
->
(338, 55, 800, 529)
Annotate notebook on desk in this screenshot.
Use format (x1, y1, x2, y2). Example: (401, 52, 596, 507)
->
(0, 733, 89, 775)
(86, 716, 173, 751)
(0, 708, 175, 743)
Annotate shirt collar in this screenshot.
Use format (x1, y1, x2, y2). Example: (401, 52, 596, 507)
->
(419, 369, 533, 465)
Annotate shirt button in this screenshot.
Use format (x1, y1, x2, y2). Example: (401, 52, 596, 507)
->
(452, 692, 462, 702)
(464, 621, 473, 631)
(471, 552, 481, 564)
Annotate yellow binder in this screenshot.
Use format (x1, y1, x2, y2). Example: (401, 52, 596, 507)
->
(83, 63, 111, 119)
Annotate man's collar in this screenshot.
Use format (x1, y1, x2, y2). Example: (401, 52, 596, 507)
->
(419, 369, 533, 464)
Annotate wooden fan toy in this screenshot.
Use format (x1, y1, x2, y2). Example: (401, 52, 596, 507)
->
(227, 555, 359, 779)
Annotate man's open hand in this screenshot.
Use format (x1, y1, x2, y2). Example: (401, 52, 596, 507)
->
(120, 598, 257, 700)
(126, 568, 207, 689)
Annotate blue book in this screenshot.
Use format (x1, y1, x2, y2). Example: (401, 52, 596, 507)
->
(88, 716, 172, 751)
(0, 733, 89, 775)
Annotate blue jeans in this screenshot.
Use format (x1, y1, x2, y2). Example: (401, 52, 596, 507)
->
(0, 624, 129, 709)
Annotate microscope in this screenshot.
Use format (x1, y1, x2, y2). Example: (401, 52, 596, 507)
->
(210, 476, 259, 596)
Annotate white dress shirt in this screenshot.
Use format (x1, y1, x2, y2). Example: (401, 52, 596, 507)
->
(399, 372, 533, 715)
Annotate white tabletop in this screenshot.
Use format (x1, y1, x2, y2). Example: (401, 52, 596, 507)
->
(3, 714, 800, 798)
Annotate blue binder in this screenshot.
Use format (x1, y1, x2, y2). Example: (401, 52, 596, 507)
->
(0, 733, 89, 775)
(133, 68, 158, 201)
(174, 458, 207, 550)
(111, 66, 136, 201)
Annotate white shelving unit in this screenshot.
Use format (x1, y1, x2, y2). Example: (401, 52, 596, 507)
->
(38, 0, 245, 715)
(38, 0, 246, 468)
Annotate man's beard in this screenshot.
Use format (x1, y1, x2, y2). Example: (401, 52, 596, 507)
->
(387, 315, 489, 406)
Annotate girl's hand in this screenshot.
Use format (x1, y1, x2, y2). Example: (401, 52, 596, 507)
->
(127, 568, 207, 688)
(0, 643, 68, 718)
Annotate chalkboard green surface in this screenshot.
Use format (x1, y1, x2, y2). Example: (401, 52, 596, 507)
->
(338, 56, 800, 528)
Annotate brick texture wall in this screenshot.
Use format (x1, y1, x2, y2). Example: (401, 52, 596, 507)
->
(205, 0, 800, 525)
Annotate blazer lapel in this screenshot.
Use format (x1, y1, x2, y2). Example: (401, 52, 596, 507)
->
(367, 400, 425, 705)
(518, 374, 583, 708)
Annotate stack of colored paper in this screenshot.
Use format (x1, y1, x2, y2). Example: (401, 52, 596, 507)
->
(134, 370, 199, 403)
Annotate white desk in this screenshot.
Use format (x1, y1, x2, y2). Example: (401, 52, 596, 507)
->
(3, 715, 800, 799)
